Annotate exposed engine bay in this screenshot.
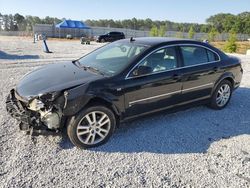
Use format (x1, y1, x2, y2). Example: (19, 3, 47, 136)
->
(6, 89, 65, 135)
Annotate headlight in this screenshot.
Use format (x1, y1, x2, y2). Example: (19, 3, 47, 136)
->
(42, 112, 60, 129)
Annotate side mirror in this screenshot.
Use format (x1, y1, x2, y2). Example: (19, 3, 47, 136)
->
(133, 65, 152, 76)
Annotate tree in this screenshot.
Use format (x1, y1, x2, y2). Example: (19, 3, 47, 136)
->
(158, 25, 167, 37)
(14, 13, 25, 30)
(121, 19, 133, 28)
(206, 12, 250, 34)
(145, 18, 153, 30)
(14, 13, 25, 24)
(1, 11, 249, 35)
(208, 27, 218, 42)
(206, 13, 230, 33)
(131, 17, 137, 30)
(33, 16, 42, 24)
(9, 14, 18, 31)
(224, 30, 237, 53)
(2, 15, 10, 31)
(25, 15, 34, 31)
(238, 12, 250, 35)
(175, 31, 183, 38)
(188, 26, 195, 39)
(149, 25, 158, 36)
(200, 24, 210, 33)
(0, 13, 3, 31)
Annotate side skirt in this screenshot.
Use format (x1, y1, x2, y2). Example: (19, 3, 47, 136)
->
(120, 96, 211, 123)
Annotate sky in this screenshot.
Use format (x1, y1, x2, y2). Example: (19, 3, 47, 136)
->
(0, 0, 250, 24)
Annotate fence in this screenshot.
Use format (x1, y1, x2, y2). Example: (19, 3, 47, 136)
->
(0, 31, 33, 36)
(0, 24, 249, 41)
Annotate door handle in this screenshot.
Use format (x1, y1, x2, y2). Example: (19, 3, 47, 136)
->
(208, 67, 219, 74)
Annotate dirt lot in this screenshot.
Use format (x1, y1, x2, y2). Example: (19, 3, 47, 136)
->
(212, 41, 250, 55)
(0, 36, 249, 188)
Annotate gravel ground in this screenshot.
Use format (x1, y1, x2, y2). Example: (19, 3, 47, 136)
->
(0, 36, 249, 188)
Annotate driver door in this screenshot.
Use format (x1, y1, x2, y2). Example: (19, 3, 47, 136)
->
(123, 46, 183, 118)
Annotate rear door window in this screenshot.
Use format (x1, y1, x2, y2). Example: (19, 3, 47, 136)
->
(180, 46, 219, 67)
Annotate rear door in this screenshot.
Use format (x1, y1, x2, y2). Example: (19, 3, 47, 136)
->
(178, 45, 222, 103)
(109, 32, 117, 41)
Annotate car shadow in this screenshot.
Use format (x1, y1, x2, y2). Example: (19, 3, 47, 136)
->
(59, 87, 250, 154)
(0, 50, 39, 60)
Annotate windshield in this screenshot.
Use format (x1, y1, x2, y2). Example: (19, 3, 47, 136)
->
(78, 41, 147, 76)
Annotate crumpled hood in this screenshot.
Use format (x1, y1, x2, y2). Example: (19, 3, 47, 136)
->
(16, 61, 102, 98)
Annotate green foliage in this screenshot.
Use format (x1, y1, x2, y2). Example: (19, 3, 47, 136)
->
(85, 12, 250, 35)
(224, 31, 237, 53)
(149, 25, 158, 36)
(208, 27, 218, 42)
(0, 13, 62, 31)
(149, 25, 167, 37)
(188, 26, 195, 39)
(175, 31, 184, 38)
(0, 11, 249, 35)
(200, 24, 210, 33)
(158, 25, 167, 37)
(14, 13, 25, 24)
(206, 12, 250, 34)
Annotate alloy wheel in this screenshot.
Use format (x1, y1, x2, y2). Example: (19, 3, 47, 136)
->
(216, 84, 231, 107)
(76, 111, 111, 145)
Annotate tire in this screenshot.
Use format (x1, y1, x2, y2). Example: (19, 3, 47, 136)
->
(67, 106, 116, 149)
(209, 80, 233, 110)
(101, 38, 105, 43)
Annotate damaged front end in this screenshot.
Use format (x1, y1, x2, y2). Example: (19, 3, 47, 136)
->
(6, 89, 65, 136)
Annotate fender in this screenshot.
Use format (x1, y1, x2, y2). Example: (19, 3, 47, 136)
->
(64, 94, 122, 127)
(212, 72, 235, 94)
(63, 91, 122, 117)
(91, 92, 123, 117)
(62, 83, 92, 116)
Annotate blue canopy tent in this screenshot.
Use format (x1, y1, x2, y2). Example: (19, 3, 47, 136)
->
(55, 20, 91, 38)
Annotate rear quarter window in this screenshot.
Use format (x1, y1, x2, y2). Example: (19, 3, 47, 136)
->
(207, 49, 219, 62)
(180, 45, 219, 67)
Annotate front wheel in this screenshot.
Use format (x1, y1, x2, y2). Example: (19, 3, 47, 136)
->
(209, 80, 233, 110)
(67, 106, 116, 149)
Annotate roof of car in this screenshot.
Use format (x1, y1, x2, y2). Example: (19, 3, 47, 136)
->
(122, 37, 201, 46)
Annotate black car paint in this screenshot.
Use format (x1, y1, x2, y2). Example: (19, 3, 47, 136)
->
(67, 40, 241, 121)
(16, 61, 103, 100)
(8, 38, 242, 131)
(97, 32, 125, 42)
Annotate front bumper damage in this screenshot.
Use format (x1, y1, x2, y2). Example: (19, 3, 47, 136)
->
(6, 89, 62, 136)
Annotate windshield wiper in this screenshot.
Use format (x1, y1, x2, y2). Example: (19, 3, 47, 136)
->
(81, 65, 105, 76)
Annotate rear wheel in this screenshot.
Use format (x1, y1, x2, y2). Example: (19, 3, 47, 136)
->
(209, 80, 233, 110)
(67, 106, 116, 149)
(101, 38, 105, 43)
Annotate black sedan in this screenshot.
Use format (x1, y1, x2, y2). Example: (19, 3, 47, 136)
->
(6, 37, 243, 148)
(96, 32, 125, 43)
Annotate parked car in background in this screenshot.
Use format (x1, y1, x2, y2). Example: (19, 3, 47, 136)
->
(66, 34, 73, 39)
(6, 37, 243, 149)
(96, 32, 125, 42)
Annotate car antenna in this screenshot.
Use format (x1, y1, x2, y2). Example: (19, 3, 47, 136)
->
(130, 37, 135, 42)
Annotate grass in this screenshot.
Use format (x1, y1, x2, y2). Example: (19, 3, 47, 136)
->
(211, 41, 250, 54)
